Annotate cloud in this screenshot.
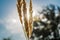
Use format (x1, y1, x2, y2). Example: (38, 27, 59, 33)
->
(0, 6, 26, 40)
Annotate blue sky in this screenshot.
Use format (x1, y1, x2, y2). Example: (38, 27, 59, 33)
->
(0, 0, 26, 40)
(0, 0, 60, 40)
(0, 0, 16, 18)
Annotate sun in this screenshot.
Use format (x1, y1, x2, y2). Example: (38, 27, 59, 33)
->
(12, 19, 17, 23)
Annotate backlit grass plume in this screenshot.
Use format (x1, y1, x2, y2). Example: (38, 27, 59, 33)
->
(17, 0, 33, 39)
(29, 0, 33, 38)
(22, 0, 29, 38)
(17, 0, 23, 24)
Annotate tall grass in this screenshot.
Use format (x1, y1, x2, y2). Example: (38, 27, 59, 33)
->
(17, 0, 33, 39)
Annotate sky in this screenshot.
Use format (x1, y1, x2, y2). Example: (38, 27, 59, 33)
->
(0, 0, 60, 40)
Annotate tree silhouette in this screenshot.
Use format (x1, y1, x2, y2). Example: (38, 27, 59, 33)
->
(30, 4, 60, 40)
(3, 38, 11, 40)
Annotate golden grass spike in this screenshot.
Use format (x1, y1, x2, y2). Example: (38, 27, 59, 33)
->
(17, 0, 22, 24)
(29, 0, 33, 38)
(23, 0, 29, 38)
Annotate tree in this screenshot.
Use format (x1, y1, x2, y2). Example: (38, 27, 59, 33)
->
(30, 4, 60, 40)
(3, 38, 11, 40)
